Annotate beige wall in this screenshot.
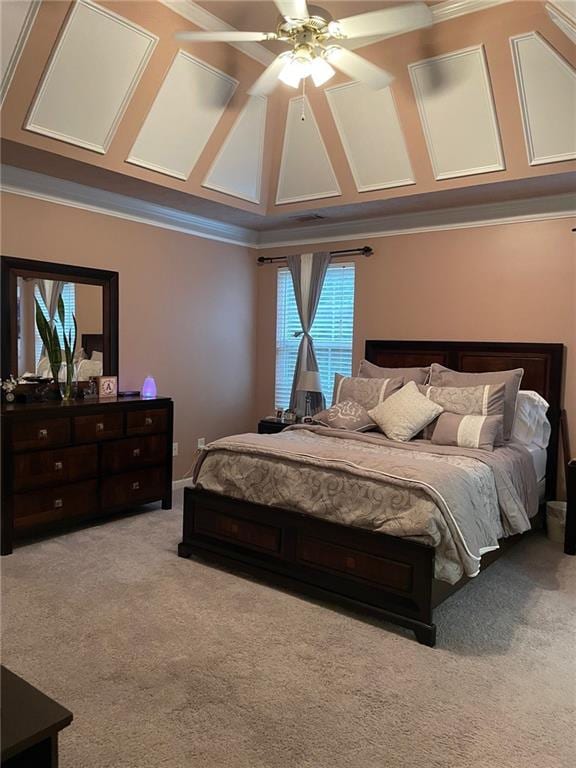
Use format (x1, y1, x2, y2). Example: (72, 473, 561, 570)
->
(1, 192, 258, 479)
(256, 218, 576, 457)
(75, 283, 103, 340)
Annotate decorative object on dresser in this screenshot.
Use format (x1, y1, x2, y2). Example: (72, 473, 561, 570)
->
(1, 396, 173, 555)
(180, 340, 565, 647)
(258, 418, 287, 435)
(142, 375, 158, 399)
(96, 375, 118, 399)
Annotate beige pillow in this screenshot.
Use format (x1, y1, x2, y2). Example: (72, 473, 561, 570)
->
(315, 400, 376, 432)
(428, 364, 523, 441)
(358, 359, 430, 385)
(332, 374, 403, 411)
(368, 381, 444, 442)
(432, 413, 503, 452)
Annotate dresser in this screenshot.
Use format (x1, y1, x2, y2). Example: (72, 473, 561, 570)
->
(1, 396, 173, 555)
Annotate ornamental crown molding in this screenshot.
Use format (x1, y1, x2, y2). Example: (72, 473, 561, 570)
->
(2, 165, 574, 250)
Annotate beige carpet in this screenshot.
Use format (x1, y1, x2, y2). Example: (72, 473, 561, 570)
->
(2, 492, 575, 768)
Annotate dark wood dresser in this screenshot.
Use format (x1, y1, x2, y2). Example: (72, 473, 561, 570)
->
(1, 396, 173, 555)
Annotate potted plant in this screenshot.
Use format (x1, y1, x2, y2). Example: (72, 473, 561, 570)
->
(35, 295, 77, 400)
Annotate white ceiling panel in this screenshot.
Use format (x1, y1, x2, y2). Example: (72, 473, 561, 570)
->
(203, 96, 267, 203)
(325, 81, 414, 192)
(409, 45, 505, 180)
(511, 32, 576, 165)
(127, 51, 237, 180)
(276, 96, 341, 205)
(1, 0, 40, 104)
(25, 0, 157, 154)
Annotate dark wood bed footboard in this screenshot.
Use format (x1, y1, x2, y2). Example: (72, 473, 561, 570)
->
(179, 487, 438, 646)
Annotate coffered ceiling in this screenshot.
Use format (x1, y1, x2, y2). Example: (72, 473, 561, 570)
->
(1, 0, 575, 232)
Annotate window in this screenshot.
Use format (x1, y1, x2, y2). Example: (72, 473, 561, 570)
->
(275, 263, 355, 409)
(34, 283, 76, 368)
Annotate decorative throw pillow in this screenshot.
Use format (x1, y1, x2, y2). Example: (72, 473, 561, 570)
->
(418, 383, 506, 439)
(367, 381, 444, 442)
(431, 413, 503, 452)
(358, 359, 430, 385)
(332, 374, 403, 411)
(428, 364, 523, 441)
(315, 400, 376, 432)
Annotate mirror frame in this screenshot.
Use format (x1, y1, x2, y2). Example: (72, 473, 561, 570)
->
(1, 255, 119, 380)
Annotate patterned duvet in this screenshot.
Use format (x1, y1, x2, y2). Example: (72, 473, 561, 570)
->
(192, 426, 538, 584)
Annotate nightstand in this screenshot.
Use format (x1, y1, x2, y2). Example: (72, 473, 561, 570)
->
(258, 419, 288, 434)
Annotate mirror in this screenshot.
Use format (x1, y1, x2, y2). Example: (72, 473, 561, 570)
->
(2, 256, 118, 383)
(16, 278, 104, 381)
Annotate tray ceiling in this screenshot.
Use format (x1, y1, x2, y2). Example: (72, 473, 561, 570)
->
(1, 0, 575, 231)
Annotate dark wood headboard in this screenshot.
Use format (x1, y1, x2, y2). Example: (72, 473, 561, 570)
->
(365, 340, 565, 498)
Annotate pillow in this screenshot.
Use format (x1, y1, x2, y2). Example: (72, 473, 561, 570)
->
(418, 382, 506, 439)
(368, 381, 444, 442)
(332, 374, 403, 411)
(91, 350, 103, 362)
(512, 390, 551, 448)
(358, 359, 430, 385)
(428, 364, 523, 441)
(432, 413, 503, 452)
(315, 400, 376, 432)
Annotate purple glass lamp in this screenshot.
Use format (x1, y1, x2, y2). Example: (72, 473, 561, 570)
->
(142, 375, 157, 399)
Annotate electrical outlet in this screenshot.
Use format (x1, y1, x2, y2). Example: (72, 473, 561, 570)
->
(197, 437, 206, 449)
(172, 442, 178, 457)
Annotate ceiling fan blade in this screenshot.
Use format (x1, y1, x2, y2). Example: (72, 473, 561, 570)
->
(274, 0, 308, 21)
(176, 30, 273, 42)
(336, 2, 433, 39)
(327, 48, 393, 91)
(247, 55, 287, 97)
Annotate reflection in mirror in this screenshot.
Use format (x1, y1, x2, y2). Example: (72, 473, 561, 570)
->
(17, 277, 103, 381)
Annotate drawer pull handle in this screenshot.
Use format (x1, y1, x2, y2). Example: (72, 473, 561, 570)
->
(132, 448, 141, 458)
(96, 422, 105, 432)
(132, 481, 140, 491)
(54, 461, 63, 471)
(145, 417, 153, 426)
(54, 498, 63, 509)
(38, 429, 48, 439)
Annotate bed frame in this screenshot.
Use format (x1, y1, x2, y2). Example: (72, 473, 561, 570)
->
(179, 341, 565, 646)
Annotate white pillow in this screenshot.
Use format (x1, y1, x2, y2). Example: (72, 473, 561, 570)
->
(512, 390, 551, 449)
(368, 381, 444, 441)
(91, 350, 103, 363)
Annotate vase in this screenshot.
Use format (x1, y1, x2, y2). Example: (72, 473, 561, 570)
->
(58, 362, 76, 401)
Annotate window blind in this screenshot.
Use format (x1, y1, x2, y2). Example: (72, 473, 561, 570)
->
(34, 283, 76, 368)
(275, 263, 355, 409)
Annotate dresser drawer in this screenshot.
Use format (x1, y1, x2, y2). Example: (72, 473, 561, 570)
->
(13, 480, 98, 531)
(10, 418, 70, 452)
(101, 435, 167, 474)
(13, 445, 98, 492)
(101, 467, 165, 509)
(74, 412, 123, 443)
(194, 508, 281, 554)
(126, 409, 167, 436)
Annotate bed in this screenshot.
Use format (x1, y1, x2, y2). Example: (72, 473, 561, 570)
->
(179, 341, 565, 646)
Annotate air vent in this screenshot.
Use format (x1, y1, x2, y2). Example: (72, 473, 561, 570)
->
(290, 213, 326, 223)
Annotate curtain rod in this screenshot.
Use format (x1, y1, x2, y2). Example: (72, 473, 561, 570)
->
(257, 246, 373, 265)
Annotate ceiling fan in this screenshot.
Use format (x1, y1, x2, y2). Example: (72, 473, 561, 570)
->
(176, 1, 433, 96)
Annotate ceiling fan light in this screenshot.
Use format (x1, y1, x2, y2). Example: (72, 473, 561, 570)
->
(324, 45, 342, 62)
(278, 55, 312, 88)
(310, 57, 335, 87)
(327, 20, 343, 38)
